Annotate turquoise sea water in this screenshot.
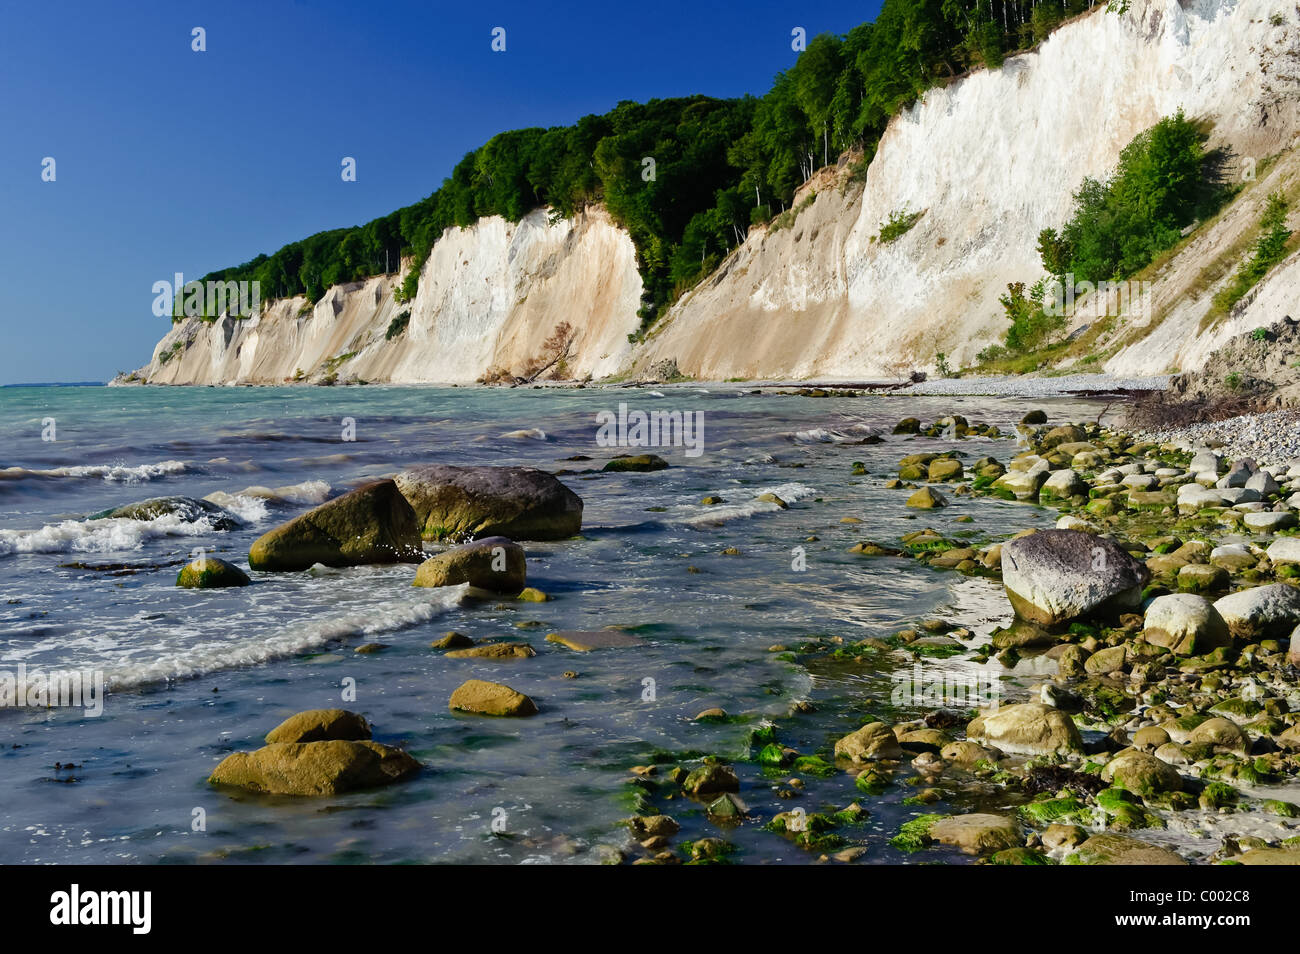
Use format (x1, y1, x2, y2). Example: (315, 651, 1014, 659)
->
(0, 384, 1094, 864)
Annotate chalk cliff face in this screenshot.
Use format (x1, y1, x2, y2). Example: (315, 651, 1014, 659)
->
(133, 207, 642, 385)
(124, 0, 1300, 386)
(634, 0, 1300, 380)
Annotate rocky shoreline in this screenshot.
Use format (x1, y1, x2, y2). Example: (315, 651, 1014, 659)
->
(161, 401, 1300, 864)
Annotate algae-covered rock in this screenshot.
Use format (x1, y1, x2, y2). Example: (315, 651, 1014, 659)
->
(394, 463, 582, 540)
(176, 556, 250, 588)
(930, 813, 1024, 854)
(1101, 750, 1182, 797)
(683, 763, 740, 796)
(448, 679, 538, 716)
(603, 454, 670, 473)
(906, 486, 948, 509)
(265, 708, 371, 744)
(209, 740, 419, 796)
(444, 642, 536, 659)
(1066, 833, 1187, 865)
(248, 479, 422, 571)
(412, 536, 525, 592)
(834, 722, 903, 761)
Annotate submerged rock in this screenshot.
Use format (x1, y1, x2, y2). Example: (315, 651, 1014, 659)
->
(930, 813, 1023, 854)
(602, 454, 669, 473)
(412, 536, 525, 592)
(445, 642, 536, 659)
(1001, 530, 1148, 626)
(94, 496, 241, 531)
(248, 479, 423, 571)
(448, 678, 538, 717)
(545, 630, 646, 652)
(905, 486, 948, 509)
(683, 763, 740, 796)
(1067, 834, 1187, 865)
(175, 556, 250, 588)
(209, 740, 419, 796)
(394, 463, 582, 541)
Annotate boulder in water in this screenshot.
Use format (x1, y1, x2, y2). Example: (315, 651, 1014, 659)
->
(1001, 530, 1148, 625)
(209, 740, 419, 796)
(93, 496, 241, 531)
(248, 479, 423, 571)
(176, 556, 250, 588)
(412, 536, 526, 592)
(394, 464, 582, 541)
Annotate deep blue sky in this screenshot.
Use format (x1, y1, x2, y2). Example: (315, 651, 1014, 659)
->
(0, 0, 881, 384)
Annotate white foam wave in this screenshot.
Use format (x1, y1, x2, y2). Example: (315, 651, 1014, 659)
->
(0, 513, 220, 557)
(105, 585, 468, 690)
(0, 460, 187, 483)
(677, 482, 818, 526)
(203, 480, 331, 519)
(789, 424, 883, 444)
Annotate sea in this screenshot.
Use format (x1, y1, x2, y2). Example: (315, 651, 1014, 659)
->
(0, 383, 1107, 864)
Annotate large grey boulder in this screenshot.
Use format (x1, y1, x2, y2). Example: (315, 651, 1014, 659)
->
(1001, 530, 1148, 625)
(395, 464, 582, 541)
(1213, 584, 1300, 639)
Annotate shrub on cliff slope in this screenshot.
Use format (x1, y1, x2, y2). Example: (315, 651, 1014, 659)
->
(1037, 110, 1227, 284)
(1213, 192, 1294, 313)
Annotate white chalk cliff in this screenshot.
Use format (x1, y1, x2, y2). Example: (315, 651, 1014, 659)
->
(124, 0, 1300, 386)
(134, 207, 642, 385)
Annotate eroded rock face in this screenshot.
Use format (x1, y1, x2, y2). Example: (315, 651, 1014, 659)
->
(1001, 530, 1148, 625)
(248, 480, 423, 571)
(209, 740, 419, 796)
(413, 536, 526, 592)
(395, 465, 582, 541)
